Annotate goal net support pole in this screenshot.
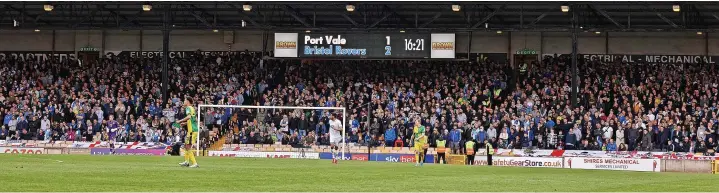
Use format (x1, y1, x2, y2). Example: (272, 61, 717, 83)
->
(196, 105, 347, 158)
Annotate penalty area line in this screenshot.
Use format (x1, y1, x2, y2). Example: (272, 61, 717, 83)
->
(15, 156, 64, 163)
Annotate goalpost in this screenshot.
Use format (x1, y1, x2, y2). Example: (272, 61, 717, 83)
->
(196, 105, 347, 159)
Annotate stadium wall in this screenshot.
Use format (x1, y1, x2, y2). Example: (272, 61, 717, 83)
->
(0, 30, 268, 53)
(456, 31, 719, 56)
(0, 30, 716, 58)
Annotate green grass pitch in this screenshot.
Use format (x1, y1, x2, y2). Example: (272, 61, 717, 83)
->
(0, 154, 716, 192)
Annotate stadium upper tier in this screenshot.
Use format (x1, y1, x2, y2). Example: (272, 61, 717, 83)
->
(0, 54, 717, 156)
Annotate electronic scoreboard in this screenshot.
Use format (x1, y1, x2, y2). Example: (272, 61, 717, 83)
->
(274, 33, 455, 59)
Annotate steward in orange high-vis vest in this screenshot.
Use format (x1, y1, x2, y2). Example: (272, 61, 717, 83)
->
(465, 140, 476, 165)
(436, 138, 446, 164)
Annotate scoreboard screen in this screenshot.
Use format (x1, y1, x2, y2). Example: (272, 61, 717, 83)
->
(298, 33, 431, 59)
(274, 32, 455, 59)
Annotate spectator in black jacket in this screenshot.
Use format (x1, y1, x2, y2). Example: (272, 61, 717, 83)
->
(627, 127, 639, 151)
(28, 116, 40, 140)
(298, 115, 308, 137)
(16, 116, 29, 139)
(289, 132, 301, 148)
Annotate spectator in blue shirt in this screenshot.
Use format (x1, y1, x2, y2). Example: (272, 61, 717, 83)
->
(384, 126, 396, 147)
(545, 119, 555, 130)
(606, 139, 617, 151)
(449, 127, 462, 154)
(3, 114, 11, 126)
(351, 118, 360, 130)
(522, 133, 531, 148)
(477, 128, 486, 146)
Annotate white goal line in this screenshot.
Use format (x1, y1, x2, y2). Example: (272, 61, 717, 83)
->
(196, 105, 348, 159)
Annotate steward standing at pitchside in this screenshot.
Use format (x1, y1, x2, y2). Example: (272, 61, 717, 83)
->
(485, 139, 494, 166)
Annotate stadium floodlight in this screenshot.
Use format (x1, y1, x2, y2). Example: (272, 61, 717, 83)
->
(243, 4, 252, 11)
(142, 4, 152, 11)
(197, 105, 348, 158)
(561, 5, 569, 13)
(673, 5, 680, 12)
(44, 4, 53, 12)
(452, 5, 461, 12)
(346, 4, 355, 12)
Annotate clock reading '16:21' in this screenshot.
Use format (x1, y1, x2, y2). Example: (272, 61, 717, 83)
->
(383, 36, 425, 56)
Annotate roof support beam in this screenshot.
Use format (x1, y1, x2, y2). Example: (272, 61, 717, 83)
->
(368, 11, 392, 29)
(184, 5, 213, 28)
(590, 5, 625, 29)
(383, 5, 412, 26)
(339, 13, 359, 27)
(645, 5, 679, 28)
(119, 10, 144, 29)
(98, 5, 140, 28)
(471, 4, 506, 28)
(483, 5, 505, 23)
(6, 5, 51, 25)
(281, 5, 312, 28)
(70, 6, 101, 28)
(527, 12, 548, 27)
(419, 12, 442, 28)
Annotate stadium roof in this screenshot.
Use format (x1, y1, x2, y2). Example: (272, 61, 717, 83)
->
(1, 1, 719, 32)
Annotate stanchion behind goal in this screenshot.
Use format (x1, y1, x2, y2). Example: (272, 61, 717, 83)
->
(196, 105, 347, 159)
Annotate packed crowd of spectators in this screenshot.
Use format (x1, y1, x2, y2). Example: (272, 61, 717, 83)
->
(0, 51, 717, 155)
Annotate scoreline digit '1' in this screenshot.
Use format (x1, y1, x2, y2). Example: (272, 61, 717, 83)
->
(385, 36, 392, 56)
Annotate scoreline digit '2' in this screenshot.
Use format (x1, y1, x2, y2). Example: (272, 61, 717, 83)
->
(385, 36, 392, 56)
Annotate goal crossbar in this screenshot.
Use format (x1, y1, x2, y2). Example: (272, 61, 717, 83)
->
(196, 105, 347, 159)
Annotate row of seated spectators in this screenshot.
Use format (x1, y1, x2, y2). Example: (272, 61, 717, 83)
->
(0, 52, 717, 155)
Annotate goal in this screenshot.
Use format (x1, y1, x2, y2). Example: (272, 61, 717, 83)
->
(196, 105, 347, 158)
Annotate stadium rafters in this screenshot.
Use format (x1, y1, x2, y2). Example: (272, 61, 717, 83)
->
(0, 1, 717, 32)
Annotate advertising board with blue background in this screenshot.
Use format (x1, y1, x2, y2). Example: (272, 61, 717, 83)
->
(319, 152, 434, 163)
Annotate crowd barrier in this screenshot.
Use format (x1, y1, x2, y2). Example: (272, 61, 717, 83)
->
(2, 139, 717, 174)
(661, 159, 714, 173)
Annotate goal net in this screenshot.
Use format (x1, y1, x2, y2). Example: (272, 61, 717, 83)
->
(196, 105, 347, 159)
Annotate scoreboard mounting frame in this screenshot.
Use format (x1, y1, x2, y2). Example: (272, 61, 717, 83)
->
(298, 33, 432, 59)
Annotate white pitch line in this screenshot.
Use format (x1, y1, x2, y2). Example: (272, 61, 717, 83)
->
(15, 156, 64, 163)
